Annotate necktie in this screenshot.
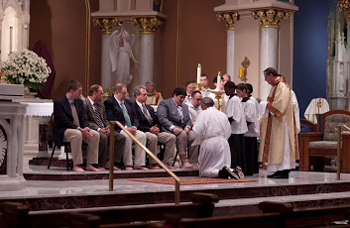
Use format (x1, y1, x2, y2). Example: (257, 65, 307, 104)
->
(70, 102, 80, 127)
(177, 105, 184, 124)
(93, 103, 104, 128)
(142, 104, 153, 125)
(120, 102, 132, 127)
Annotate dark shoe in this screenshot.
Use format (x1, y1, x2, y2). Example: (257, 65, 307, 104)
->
(267, 170, 289, 179)
(219, 166, 240, 180)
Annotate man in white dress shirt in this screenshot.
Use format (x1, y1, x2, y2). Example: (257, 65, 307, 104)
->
(187, 91, 202, 125)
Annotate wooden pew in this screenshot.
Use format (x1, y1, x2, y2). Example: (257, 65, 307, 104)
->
(72, 201, 350, 228)
(259, 201, 350, 227)
(0, 192, 219, 228)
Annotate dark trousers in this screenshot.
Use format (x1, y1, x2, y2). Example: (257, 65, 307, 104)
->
(244, 136, 259, 175)
(228, 134, 246, 173)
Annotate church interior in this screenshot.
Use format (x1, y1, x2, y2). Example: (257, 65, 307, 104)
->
(3, 0, 350, 227)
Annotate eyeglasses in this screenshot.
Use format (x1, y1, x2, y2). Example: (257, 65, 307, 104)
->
(195, 98, 202, 101)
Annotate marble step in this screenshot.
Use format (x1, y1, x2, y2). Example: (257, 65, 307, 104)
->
(213, 191, 350, 217)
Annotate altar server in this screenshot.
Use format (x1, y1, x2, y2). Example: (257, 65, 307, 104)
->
(236, 83, 260, 175)
(224, 81, 248, 174)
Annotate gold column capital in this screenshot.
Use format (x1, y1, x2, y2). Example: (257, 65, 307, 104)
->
(338, 0, 350, 20)
(216, 12, 240, 30)
(131, 17, 165, 34)
(251, 9, 291, 28)
(92, 17, 118, 34)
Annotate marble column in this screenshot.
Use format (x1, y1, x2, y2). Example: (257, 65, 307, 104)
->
(101, 33, 112, 89)
(252, 9, 291, 100)
(259, 27, 278, 100)
(132, 17, 164, 85)
(217, 12, 239, 79)
(93, 18, 118, 89)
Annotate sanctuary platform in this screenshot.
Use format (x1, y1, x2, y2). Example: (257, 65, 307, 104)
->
(1, 155, 350, 218)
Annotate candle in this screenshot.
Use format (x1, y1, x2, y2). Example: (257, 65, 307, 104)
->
(9, 25, 13, 54)
(23, 25, 27, 49)
(239, 67, 243, 77)
(197, 63, 201, 83)
(216, 71, 221, 91)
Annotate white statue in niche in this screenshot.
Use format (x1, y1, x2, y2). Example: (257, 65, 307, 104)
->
(109, 29, 138, 85)
(339, 62, 345, 93)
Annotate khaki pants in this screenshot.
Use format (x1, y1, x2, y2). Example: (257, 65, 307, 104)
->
(63, 129, 99, 165)
(145, 132, 176, 166)
(176, 130, 198, 164)
(120, 130, 146, 167)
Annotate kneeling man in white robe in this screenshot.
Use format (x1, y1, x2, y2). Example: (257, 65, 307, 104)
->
(193, 97, 237, 179)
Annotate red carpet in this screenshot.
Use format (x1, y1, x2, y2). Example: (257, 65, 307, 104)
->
(129, 177, 257, 185)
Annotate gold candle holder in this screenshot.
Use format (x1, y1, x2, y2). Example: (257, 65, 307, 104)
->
(193, 83, 203, 91)
(211, 90, 225, 111)
(103, 88, 113, 98)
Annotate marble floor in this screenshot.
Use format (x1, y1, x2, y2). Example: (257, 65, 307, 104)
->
(1, 155, 350, 214)
(1, 155, 348, 199)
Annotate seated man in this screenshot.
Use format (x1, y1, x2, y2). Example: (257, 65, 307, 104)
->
(187, 91, 202, 125)
(193, 97, 237, 179)
(53, 80, 100, 172)
(104, 83, 148, 171)
(183, 81, 196, 106)
(84, 84, 126, 170)
(157, 87, 198, 168)
(133, 85, 176, 169)
(145, 81, 163, 106)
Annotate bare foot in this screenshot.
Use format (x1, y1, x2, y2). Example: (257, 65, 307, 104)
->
(147, 164, 160, 170)
(98, 167, 106, 171)
(86, 164, 101, 172)
(105, 161, 121, 171)
(125, 166, 133, 171)
(73, 165, 85, 172)
(181, 160, 193, 168)
(134, 166, 149, 171)
(164, 164, 175, 169)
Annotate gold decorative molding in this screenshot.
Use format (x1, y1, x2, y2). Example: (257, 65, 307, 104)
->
(216, 12, 240, 30)
(131, 17, 165, 34)
(251, 9, 291, 28)
(338, 0, 350, 20)
(92, 18, 118, 34)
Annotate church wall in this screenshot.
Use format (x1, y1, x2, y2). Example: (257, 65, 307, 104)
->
(29, 0, 101, 100)
(293, 0, 328, 118)
(160, 0, 226, 99)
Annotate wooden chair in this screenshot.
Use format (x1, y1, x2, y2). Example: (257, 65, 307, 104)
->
(47, 114, 86, 170)
(299, 109, 350, 173)
(300, 118, 318, 132)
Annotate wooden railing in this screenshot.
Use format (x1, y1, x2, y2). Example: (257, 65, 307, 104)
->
(109, 121, 181, 204)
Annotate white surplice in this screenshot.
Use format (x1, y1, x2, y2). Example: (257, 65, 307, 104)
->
(193, 107, 231, 177)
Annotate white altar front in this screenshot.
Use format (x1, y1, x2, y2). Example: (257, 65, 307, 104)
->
(20, 101, 53, 157)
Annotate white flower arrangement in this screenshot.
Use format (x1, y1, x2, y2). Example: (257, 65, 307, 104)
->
(1, 49, 51, 90)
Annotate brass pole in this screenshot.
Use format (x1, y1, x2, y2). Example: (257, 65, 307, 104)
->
(109, 121, 181, 204)
(109, 122, 115, 191)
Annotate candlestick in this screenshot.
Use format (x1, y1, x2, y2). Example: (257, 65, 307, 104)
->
(216, 71, 221, 91)
(23, 25, 27, 49)
(9, 25, 13, 54)
(197, 63, 201, 83)
(211, 90, 225, 111)
(239, 67, 243, 76)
